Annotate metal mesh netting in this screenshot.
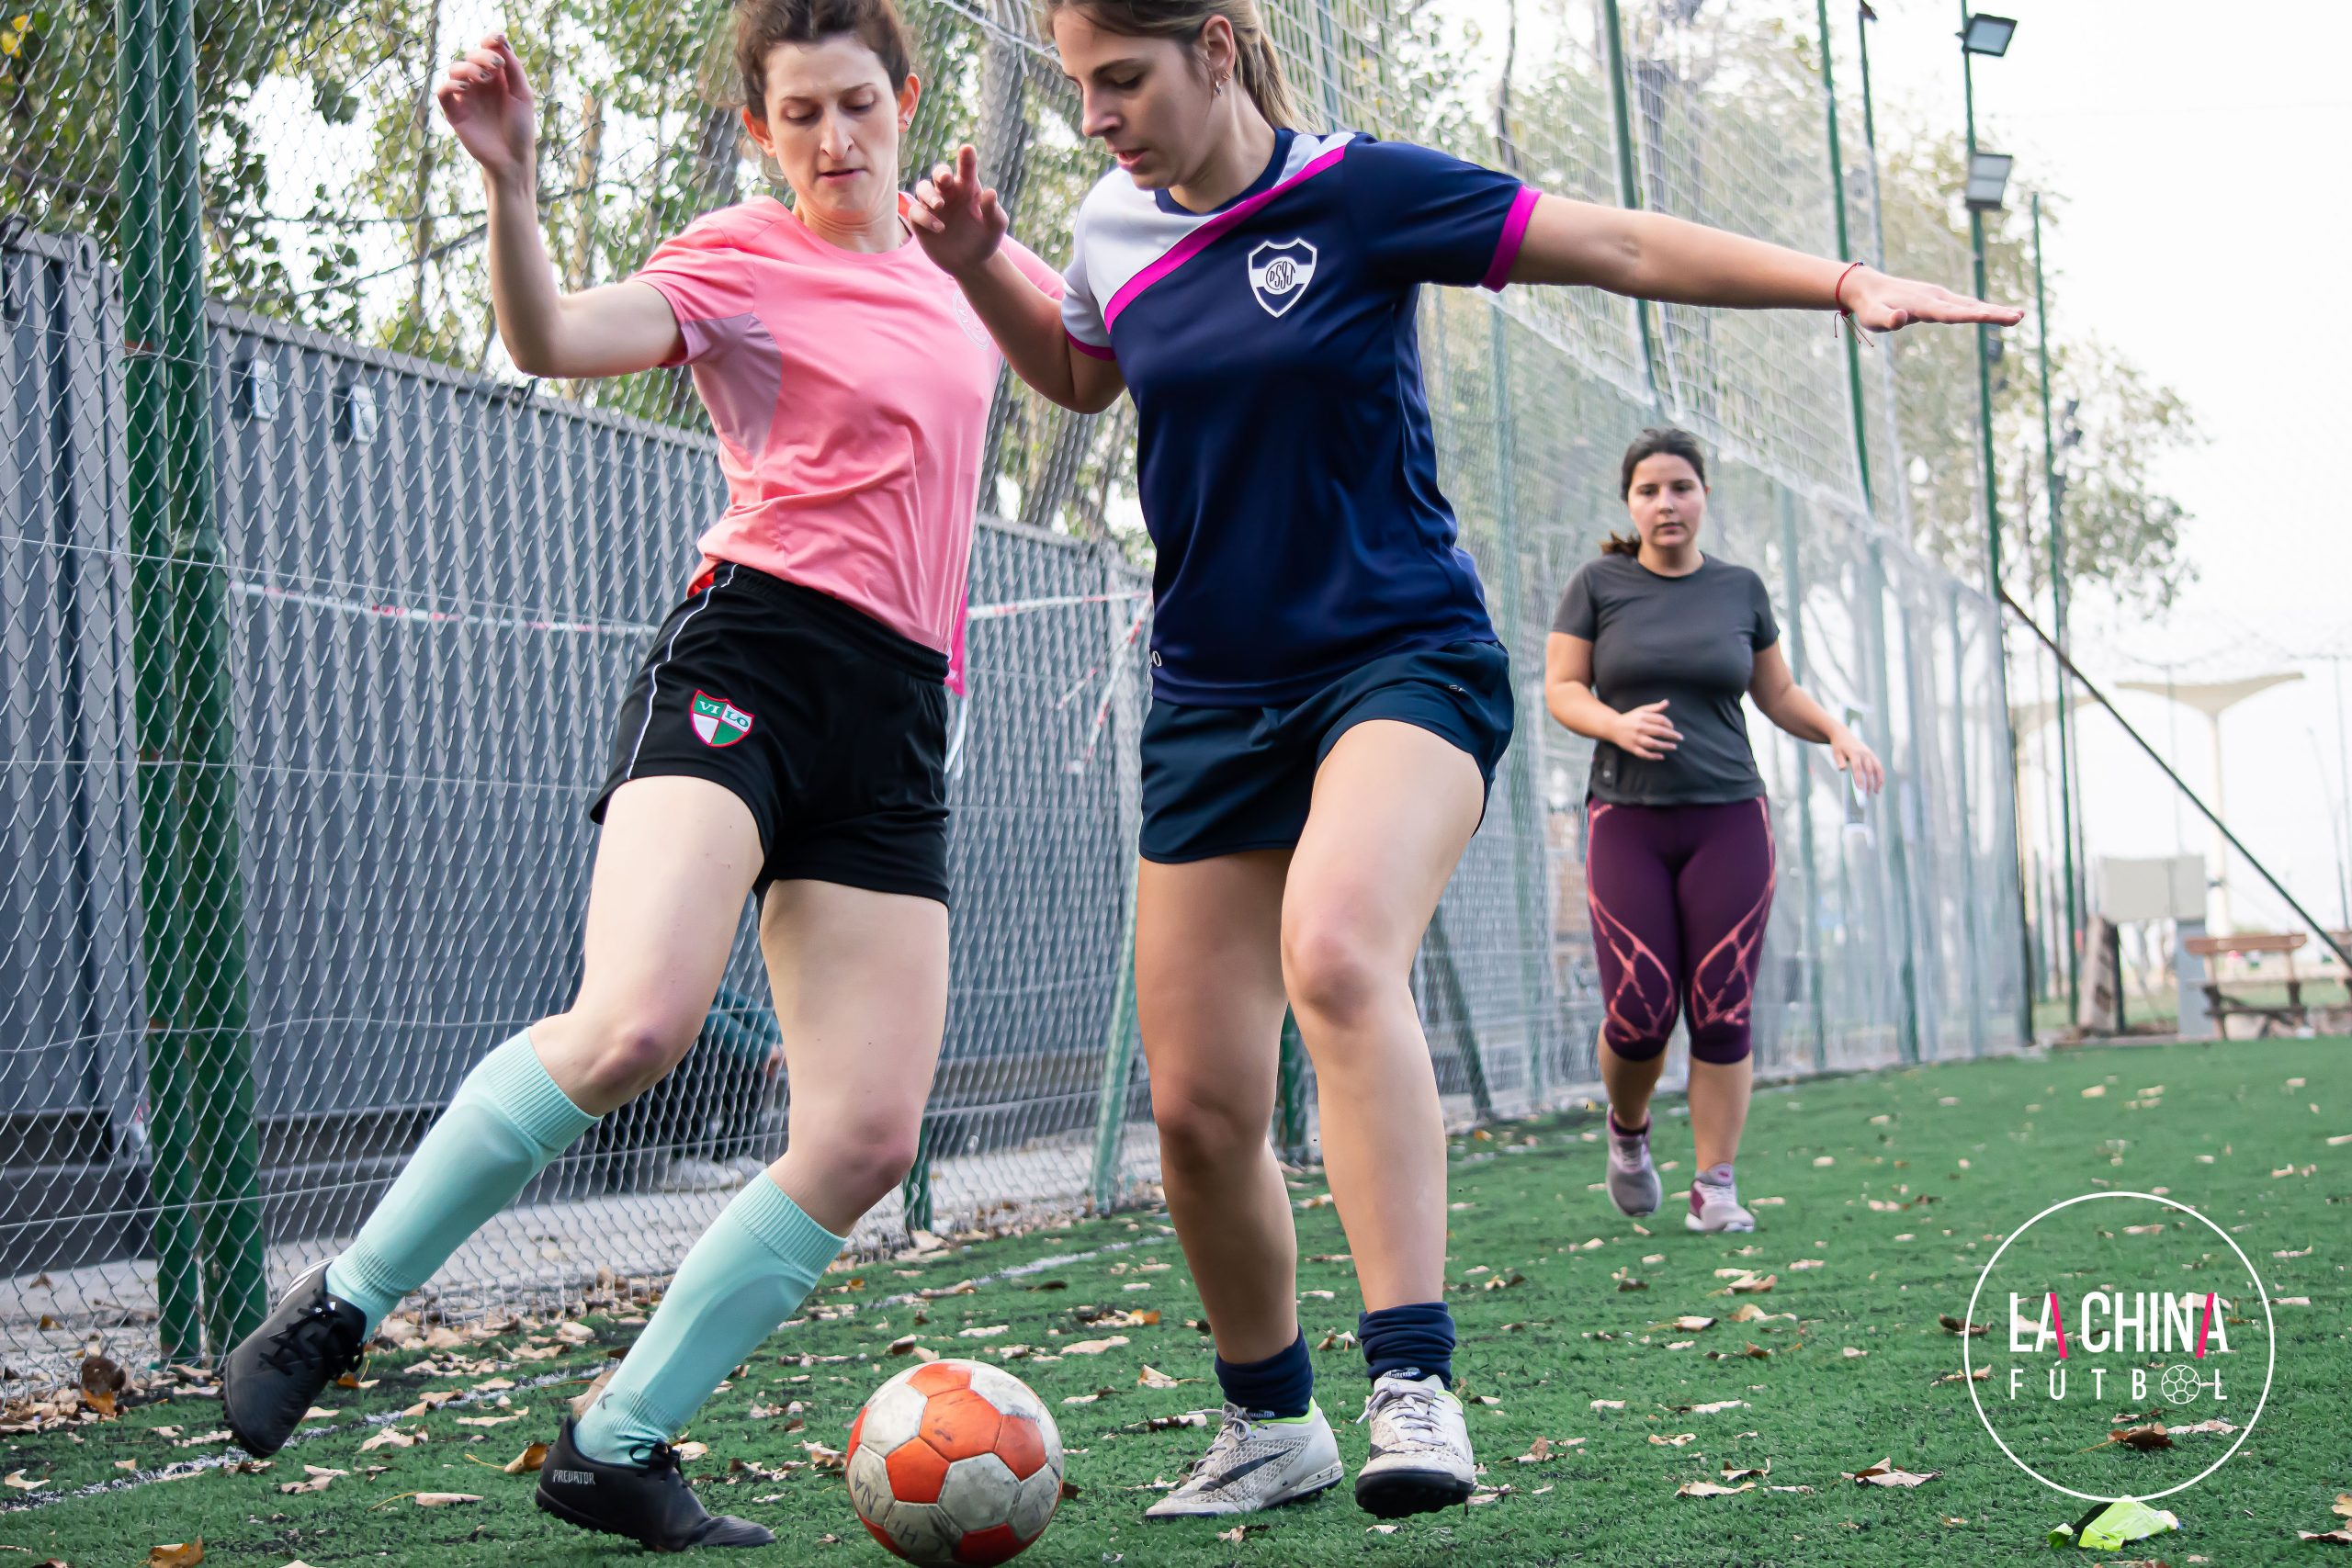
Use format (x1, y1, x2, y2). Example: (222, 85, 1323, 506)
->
(0, 0, 2025, 1378)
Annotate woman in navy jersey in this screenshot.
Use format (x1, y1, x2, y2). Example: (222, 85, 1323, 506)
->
(910, 0, 2015, 1522)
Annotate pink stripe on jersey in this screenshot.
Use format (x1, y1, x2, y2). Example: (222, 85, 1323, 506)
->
(1480, 185, 1541, 291)
(1101, 145, 1351, 330)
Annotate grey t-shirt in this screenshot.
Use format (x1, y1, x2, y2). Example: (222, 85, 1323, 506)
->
(1551, 553, 1780, 806)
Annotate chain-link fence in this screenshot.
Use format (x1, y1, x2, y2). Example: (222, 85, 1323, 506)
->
(0, 0, 2026, 1380)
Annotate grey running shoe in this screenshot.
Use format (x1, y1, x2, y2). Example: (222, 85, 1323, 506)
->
(1144, 1401, 1343, 1519)
(1353, 1372, 1476, 1517)
(1605, 1108, 1662, 1217)
(1686, 1173, 1756, 1233)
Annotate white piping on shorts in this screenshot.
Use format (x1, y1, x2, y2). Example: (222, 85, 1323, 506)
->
(624, 562, 735, 782)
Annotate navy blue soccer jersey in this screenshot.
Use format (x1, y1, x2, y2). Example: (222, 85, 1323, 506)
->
(1060, 129, 1537, 705)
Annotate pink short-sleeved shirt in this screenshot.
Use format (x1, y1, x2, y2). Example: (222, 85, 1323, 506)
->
(630, 193, 1063, 691)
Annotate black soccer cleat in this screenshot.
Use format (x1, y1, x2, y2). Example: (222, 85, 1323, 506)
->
(220, 1262, 369, 1458)
(536, 1416, 775, 1551)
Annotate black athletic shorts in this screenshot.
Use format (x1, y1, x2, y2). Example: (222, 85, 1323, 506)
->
(1137, 638, 1515, 864)
(589, 561, 952, 904)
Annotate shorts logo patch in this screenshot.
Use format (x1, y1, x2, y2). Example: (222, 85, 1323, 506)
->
(1247, 239, 1318, 318)
(689, 690, 754, 748)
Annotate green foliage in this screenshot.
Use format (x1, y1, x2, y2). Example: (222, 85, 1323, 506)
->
(1880, 140, 2199, 609)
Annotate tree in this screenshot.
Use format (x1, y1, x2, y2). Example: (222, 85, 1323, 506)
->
(1877, 139, 2199, 610)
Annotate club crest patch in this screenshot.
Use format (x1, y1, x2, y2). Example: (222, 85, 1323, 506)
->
(1247, 239, 1318, 318)
(690, 690, 754, 747)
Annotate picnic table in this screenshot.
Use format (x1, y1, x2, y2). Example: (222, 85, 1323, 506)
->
(2182, 932, 2316, 1036)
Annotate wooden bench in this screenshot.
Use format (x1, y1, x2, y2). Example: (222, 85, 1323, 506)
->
(2183, 932, 2311, 1037)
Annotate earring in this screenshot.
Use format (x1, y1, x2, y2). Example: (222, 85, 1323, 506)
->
(1214, 75, 1227, 96)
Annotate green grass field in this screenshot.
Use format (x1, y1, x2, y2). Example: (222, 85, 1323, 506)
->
(4, 1036, 2344, 1566)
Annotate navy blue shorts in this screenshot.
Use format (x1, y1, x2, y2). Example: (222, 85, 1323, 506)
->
(1138, 639, 1515, 864)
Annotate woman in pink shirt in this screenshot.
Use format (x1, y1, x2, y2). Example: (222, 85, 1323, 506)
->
(217, 1, 1059, 1550)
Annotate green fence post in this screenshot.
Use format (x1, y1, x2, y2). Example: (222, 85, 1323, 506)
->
(1273, 1010, 1309, 1167)
(1775, 491, 1827, 1073)
(1090, 579, 1146, 1213)
(117, 0, 200, 1361)
(158, 0, 266, 1354)
(1484, 303, 1555, 1104)
(1088, 890, 1140, 1213)
(1950, 585, 1986, 1057)
(1600, 0, 1664, 405)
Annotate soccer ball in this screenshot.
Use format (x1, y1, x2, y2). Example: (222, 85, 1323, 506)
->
(846, 1359, 1064, 1565)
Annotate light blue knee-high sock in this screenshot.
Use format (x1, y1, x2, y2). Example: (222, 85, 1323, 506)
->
(325, 1032, 598, 1330)
(575, 1174, 846, 1464)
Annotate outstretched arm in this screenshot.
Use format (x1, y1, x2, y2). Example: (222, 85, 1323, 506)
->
(910, 146, 1125, 414)
(438, 34, 682, 379)
(1748, 643, 1884, 793)
(1507, 194, 2020, 332)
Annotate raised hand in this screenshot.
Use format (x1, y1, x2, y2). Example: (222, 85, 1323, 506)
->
(909, 144, 1008, 278)
(1611, 699, 1680, 761)
(1842, 265, 2023, 333)
(435, 33, 537, 180)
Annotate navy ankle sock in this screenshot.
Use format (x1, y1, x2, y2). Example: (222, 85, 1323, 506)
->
(1213, 1330, 1313, 1419)
(1359, 1301, 1455, 1387)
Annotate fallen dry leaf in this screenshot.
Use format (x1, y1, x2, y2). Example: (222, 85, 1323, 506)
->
(148, 1546, 203, 1568)
(1136, 1366, 1189, 1390)
(803, 1442, 845, 1470)
(1676, 1480, 1754, 1497)
(452, 1414, 523, 1428)
(1845, 1457, 1939, 1487)
(1938, 1314, 1988, 1337)
(1721, 1461, 1770, 1482)
(503, 1441, 548, 1475)
(4, 1471, 48, 1492)
(413, 1493, 481, 1506)
(1591, 1399, 1626, 1410)
(1688, 1400, 1747, 1415)
(1063, 1336, 1130, 1356)
(2104, 1423, 2174, 1452)
(358, 1427, 424, 1451)
(1727, 1273, 1776, 1294)
(1648, 1433, 1698, 1447)
(1663, 1315, 1717, 1332)
(1216, 1524, 1263, 1543)
(2296, 1530, 2352, 1545)
(2334, 1494, 2352, 1519)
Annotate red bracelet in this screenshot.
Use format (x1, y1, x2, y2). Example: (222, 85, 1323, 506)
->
(1833, 260, 1864, 313)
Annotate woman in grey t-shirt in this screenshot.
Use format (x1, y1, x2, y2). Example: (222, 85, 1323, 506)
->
(1544, 428, 1882, 1233)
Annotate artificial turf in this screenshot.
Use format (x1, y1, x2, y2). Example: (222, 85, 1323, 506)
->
(2, 1034, 2344, 1566)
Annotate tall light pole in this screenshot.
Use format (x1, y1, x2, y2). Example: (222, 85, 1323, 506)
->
(2030, 191, 2079, 1021)
(1960, 8, 2015, 594)
(1960, 8, 2030, 1043)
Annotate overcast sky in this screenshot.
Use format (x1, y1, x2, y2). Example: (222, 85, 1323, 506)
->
(1866, 0, 2352, 939)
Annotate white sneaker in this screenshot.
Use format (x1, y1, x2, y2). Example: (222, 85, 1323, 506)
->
(1143, 1401, 1343, 1519)
(1685, 1175, 1756, 1233)
(1353, 1372, 1476, 1517)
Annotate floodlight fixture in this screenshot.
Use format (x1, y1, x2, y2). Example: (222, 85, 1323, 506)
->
(1961, 12, 2017, 56)
(1965, 151, 2013, 211)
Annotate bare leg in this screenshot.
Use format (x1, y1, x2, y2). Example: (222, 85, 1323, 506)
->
(1281, 722, 1482, 1314)
(1134, 850, 1297, 1364)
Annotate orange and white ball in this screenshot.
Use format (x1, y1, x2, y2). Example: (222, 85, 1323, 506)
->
(845, 1359, 1064, 1566)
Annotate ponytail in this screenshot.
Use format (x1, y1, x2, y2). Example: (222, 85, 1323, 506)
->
(1046, 0, 1301, 129)
(1599, 532, 1642, 558)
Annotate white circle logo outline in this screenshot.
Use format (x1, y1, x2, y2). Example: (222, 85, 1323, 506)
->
(1963, 1190, 2274, 1502)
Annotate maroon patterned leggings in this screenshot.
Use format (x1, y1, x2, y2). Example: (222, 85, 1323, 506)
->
(1584, 797, 1776, 1066)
